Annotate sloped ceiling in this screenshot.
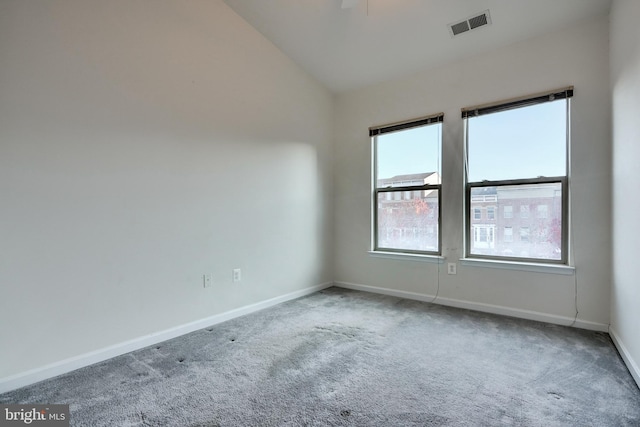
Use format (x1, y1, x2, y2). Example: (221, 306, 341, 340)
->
(224, 0, 612, 93)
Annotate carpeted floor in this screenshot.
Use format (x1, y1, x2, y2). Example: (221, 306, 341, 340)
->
(2, 287, 639, 426)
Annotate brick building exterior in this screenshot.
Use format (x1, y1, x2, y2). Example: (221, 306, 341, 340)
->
(376, 172, 562, 259)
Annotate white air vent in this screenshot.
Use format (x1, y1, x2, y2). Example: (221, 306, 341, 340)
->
(448, 10, 492, 37)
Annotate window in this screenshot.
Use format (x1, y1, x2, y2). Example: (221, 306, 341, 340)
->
(371, 113, 443, 254)
(474, 208, 482, 220)
(487, 207, 495, 220)
(537, 205, 548, 218)
(504, 227, 513, 242)
(463, 87, 571, 263)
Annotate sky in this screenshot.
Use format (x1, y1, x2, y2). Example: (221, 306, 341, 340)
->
(376, 123, 441, 181)
(467, 100, 567, 182)
(375, 99, 567, 183)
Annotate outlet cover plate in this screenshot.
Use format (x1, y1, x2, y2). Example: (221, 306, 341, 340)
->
(447, 263, 457, 275)
(203, 274, 213, 288)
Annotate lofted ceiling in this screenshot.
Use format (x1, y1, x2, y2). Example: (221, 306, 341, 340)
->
(224, 0, 612, 93)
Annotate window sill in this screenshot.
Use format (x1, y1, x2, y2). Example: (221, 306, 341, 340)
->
(368, 251, 445, 263)
(459, 258, 575, 275)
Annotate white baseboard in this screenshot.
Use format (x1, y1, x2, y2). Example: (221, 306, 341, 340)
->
(0, 282, 333, 395)
(334, 281, 609, 332)
(335, 281, 439, 303)
(609, 327, 640, 389)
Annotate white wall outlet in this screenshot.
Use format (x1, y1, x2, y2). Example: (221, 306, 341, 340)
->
(203, 274, 213, 288)
(233, 268, 241, 283)
(447, 263, 457, 275)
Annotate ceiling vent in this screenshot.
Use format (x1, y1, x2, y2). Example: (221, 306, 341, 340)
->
(448, 10, 492, 37)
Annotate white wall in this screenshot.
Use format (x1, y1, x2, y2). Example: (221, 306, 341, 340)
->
(334, 16, 611, 329)
(610, 0, 640, 385)
(0, 0, 333, 380)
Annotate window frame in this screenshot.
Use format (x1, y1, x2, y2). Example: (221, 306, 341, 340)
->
(462, 87, 572, 265)
(370, 113, 443, 256)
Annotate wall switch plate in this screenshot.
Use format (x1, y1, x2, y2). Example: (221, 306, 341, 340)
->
(203, 274, 213, 288)
(447, 263, 457, 275)
(233, 268, 241, 283)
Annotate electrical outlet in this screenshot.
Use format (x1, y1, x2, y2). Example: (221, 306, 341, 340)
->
(233, 268, 241, 283)
(203, 274, 213, 288)
(447, 263, 457, 275)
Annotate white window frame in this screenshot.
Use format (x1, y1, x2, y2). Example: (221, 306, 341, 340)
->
(473, 225, 496, 248)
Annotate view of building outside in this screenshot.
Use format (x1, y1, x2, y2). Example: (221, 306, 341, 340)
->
(469, 183, 562, 260)
(373, 97, 568, 261)
(376, 172, 439, 252)
(376, 175, 562, 259)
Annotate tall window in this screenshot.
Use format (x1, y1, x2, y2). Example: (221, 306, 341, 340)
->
(504, 227, 513, 242)
(487, 207, 495, 220)
(463, 88, 571, 263)
(371, 113, 443, 254)
(503, 206, 513, 218)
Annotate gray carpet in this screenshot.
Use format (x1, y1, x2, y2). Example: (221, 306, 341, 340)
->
(2, 287, 639, 426)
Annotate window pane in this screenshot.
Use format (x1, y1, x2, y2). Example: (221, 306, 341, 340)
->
(467, 101, 566, 182)
(469, 183, 562, 261)
(376, 124, 441, 185)
(504, 227, 513, 242)
(487, 207, 495, 220)
(377, 189, 439, 252)
(503, 205, 513, 218)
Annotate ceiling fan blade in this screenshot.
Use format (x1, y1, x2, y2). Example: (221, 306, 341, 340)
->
(341, 0, 359, 9)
